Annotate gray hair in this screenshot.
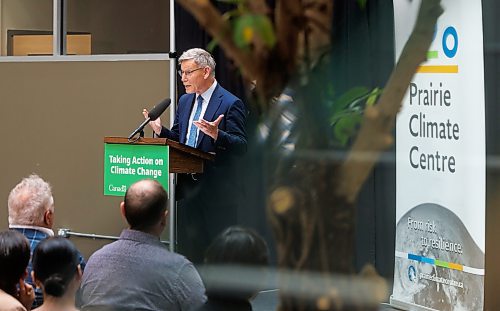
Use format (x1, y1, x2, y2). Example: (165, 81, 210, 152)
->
(179, 48, 216, 77)
(8, 174, 54, 226)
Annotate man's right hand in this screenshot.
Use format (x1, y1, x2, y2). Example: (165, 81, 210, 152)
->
(143, 109, 162, 136)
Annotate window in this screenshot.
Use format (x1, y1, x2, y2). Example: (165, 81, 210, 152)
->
(0, 0, 171, 59)
(66, 0, 170, 55)
(1, 0, 53, 56)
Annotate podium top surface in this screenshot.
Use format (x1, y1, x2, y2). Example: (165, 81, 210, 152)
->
(104, 136, 215, 162)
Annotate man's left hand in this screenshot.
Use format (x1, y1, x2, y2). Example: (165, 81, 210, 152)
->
(194, 115, 224, 141)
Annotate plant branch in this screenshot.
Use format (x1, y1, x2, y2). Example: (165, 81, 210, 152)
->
(247, 0, 270, 16)
(176, 0, 261, 80)
(336, 0, 443, 203)
(275, 0, 304, 73)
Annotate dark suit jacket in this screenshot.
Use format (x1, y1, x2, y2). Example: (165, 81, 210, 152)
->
(159, 83, 247, 157)
(158, 83, 247, 261)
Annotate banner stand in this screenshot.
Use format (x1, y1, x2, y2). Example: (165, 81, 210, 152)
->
(391, 0, 486, 310)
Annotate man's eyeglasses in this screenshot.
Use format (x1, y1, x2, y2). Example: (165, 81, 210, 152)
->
(177, 67, 204, 77)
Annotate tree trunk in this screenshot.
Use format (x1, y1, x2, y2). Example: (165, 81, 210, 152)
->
(177, 0, 443, 309)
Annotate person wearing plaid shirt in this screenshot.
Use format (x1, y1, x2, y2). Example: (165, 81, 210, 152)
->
(7, 174, 86, 309)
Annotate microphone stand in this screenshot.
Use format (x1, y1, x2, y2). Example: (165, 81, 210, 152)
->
(128, 117, 151, 140)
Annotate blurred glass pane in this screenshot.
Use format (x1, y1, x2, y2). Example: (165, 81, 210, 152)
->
(1, 0, 53, 56)
(66, 0, 170, 55)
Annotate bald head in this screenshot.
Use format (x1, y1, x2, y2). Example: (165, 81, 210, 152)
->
(122, 179, 168, 232)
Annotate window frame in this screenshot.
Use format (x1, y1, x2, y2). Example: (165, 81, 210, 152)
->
(0, 0, 175, 63)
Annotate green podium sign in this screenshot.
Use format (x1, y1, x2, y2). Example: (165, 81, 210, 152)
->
(104, 143, 169, 196)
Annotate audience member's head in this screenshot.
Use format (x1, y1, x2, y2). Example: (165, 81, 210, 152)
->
(121, 179, 168, 236)
(32, 237, 81, 299)
(8, 174, 54, 228)
(0, 230, 31, 296)
(204, 226, 270, 300)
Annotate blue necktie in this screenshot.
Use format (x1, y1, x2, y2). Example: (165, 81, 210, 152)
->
(186, 95, 204, 147)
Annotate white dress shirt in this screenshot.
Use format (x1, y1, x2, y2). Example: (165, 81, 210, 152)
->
(185, 80, 218, 145)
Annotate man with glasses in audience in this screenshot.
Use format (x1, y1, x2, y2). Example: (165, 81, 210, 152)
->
(143, 48, 247, 263)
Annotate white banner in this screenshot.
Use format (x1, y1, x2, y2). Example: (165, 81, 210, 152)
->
(391, 1, 485, 310)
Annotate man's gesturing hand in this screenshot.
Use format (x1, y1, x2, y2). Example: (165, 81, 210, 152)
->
(194, 114, 224, 141)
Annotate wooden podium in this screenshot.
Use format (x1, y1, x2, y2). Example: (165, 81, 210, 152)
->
(104, 136, 214, 174)
(104, 136, 214, 252)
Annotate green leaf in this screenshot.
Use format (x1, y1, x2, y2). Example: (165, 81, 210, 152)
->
(366, 87, 382, 106)
(253, 15, 276, 48)
(357, 0, 367, 10)
(233, 14, 276, 49)
(333, 113, 363, 146)
(329, 85, 383, 146)
(332, 87, 370, 115)
(206, 39, 219, 53)
(233, 15, 255, 48)
(330, 109, 359, 124)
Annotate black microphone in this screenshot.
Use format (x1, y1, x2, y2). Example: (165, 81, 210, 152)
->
(148, 98, 172, 120)
(128, 98, 171, 139)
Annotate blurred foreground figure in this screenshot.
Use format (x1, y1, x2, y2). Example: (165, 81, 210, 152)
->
(197, 226, 270, 311)
(0, 230, 34, 311)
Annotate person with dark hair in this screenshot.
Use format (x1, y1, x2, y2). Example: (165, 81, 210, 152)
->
(0, 230, 35, 311)
(31, 237, 81, 311)
(197, 226, 270, 311)
(7, 174, 86, 308)
(78, 179, 206, 311)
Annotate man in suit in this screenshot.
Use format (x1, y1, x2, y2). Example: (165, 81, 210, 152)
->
(143, 48, 247, 263)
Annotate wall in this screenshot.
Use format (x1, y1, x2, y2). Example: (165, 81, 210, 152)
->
(0, 0, 2, 53)
(92, 0, 169, 54)
(66, 0, 169, 54)
(0, 60, 171, 259)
